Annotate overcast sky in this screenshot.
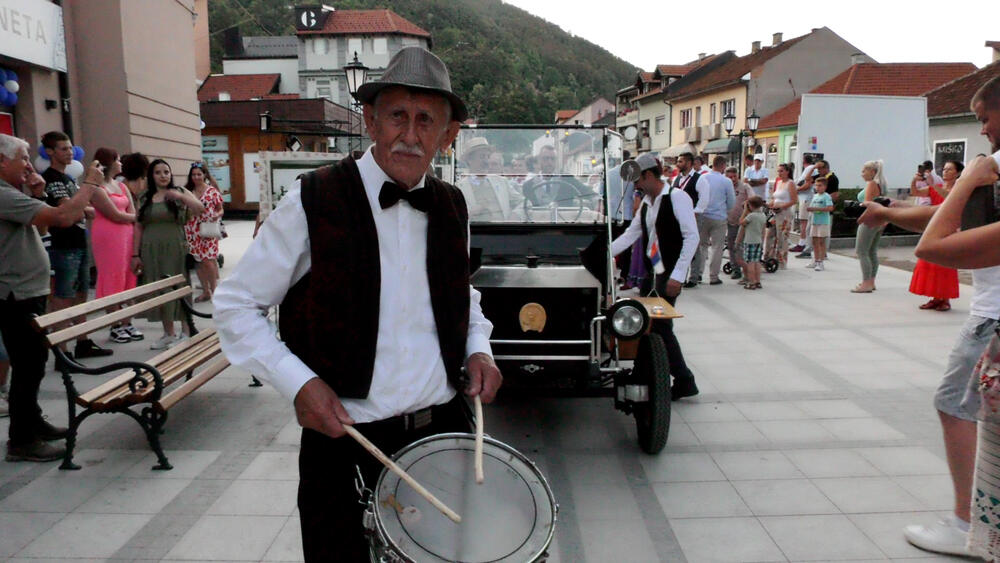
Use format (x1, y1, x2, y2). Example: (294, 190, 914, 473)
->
(502, 0, 997, 71)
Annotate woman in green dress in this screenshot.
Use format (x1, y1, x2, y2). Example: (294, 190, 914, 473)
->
(131, 159, 205, 350)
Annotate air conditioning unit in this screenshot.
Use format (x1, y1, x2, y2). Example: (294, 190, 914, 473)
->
(684, 127, 701, 143)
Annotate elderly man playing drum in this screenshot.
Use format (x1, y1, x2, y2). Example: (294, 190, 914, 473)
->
(214, 47, 502, 561)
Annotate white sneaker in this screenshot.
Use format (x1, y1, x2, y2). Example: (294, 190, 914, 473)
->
(903, 515, 970, 556)
(805, 261, 816, 268)
(815, 262, 825, 271)
(150, 334, 179, 350)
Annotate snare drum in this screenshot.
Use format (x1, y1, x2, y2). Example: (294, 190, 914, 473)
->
(362, 433, 557, 562)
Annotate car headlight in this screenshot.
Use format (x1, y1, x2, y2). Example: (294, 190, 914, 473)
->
(608, 299, 649, 340)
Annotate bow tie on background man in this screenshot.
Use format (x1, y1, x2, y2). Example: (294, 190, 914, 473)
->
(379, 181, 431, 213)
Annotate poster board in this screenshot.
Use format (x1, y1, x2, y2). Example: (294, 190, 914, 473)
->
(257, 151, 345, 218)
(934, 139, 966, 172)
(201, 135, 232, 202)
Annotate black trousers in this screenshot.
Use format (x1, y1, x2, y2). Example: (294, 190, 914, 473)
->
(297, 396, 471, 562)
(612, 221, 632, 281)
(639, 274, 695, 383)
(0, 295, 49, 445)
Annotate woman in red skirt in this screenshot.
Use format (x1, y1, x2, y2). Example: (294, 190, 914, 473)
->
(909, 160, 963, 311)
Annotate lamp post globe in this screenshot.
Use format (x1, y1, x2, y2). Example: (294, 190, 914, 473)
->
(746, 110, 760, 134)
(343, 52, 369, 153)
(722, 112, 736, 136)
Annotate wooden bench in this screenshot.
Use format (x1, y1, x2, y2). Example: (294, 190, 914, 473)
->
(31, 274, 230, 470)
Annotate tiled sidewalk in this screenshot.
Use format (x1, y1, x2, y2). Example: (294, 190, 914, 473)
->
(0, 224, 978, 561)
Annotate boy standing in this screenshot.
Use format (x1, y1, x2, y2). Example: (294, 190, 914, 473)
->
(739, 196, 766, 289)
(807, 177, 834, 271)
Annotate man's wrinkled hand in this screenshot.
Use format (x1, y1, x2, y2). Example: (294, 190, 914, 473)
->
(293, 377, 355, 438)
(465, 352, 502, 403)
(665, 278, 682, 297)
(25, 172, 45, 196)
(858, 200, 889, 229)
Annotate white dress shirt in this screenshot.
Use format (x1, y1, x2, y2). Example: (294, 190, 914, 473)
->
(744, 165, 769, 199)
(610, 186, 699, 283)
(213, 148, 494, 423)
(673, 169, 712, 215)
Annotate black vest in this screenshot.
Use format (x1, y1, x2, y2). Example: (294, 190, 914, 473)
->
(675, 171, 702, 208)
(278, 157, 471, 399)
(640, 187, 684, 275)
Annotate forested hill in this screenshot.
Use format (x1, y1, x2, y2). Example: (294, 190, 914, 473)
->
(208, 0, 639, 123)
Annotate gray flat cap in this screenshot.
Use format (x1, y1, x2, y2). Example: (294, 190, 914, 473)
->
(355, 47, 468, 122)
(636, 152, 660, 171)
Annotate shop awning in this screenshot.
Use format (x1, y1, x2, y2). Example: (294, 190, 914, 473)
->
(702, 137, 741, 154)
(661, 142, 697, 158)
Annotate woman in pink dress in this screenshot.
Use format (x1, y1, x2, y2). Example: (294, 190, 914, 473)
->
(183, 163, 224, 302)
(90, 148, 141, 343)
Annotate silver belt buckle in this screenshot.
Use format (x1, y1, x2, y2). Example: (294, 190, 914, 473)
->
(411, 407, 433, 430)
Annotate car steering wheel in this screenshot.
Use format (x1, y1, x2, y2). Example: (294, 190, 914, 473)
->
(523, 178, 591, 222)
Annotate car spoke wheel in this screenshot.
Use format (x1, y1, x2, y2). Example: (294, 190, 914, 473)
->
(633, 333, 670, 454)
(764, 258, 779, 273)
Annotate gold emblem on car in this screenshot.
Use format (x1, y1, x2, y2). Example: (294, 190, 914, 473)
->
(519, 303, 546, 332)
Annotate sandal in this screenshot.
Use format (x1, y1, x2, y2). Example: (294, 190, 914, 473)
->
(936, 301, 952, 312)
(851, 285, 874, 293)
(753, 283, 762, 289)
(919, 299, 940, 310)
(194, 294, 212, 303)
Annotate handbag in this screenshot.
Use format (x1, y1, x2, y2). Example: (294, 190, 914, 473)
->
(198, 220, 223, 239)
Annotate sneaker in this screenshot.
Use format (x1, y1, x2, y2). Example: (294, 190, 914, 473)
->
(109, 326, 131, 344)
(35, 419, 68, 441)
(805, 261, 816, 268)
(150, 334, 180, 350)
(903, 515, 970, 556)
(709, 279, 723, 285)
(789, 244, 805, 253)
(682, 281, 699, 289)
(671, 378, 700, 401)
(123, 324, 145, 341)
(74, 338, 113, 358)
(795, 250, 812, 259)
(815, 262, 825, 271)
(5, 439, 66, 462)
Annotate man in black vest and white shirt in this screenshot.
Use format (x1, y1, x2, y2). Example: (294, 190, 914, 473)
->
(610, 152, 700, 400)
(672, 152, 711, 287)
(214, 47, 501, 561)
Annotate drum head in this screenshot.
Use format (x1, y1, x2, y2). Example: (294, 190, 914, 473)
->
(374, 433, 555, 562)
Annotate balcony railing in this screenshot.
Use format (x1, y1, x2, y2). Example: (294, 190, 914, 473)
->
(683, 127, 701, 143)
(702, 123, 722, 140)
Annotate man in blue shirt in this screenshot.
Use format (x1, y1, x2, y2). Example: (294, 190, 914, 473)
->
(689, 155, 735, 285)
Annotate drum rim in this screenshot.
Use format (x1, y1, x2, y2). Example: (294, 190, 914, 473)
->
(371, 432, 557, 563)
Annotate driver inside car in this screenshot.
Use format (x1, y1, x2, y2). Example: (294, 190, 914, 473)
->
(522, 145, 596, 209)
(456, 137, 523, 221)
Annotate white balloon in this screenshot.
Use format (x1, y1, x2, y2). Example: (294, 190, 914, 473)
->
(33, 155, 49, 173)
(66, 159, 84, 179)
(4, 80, 18, 93)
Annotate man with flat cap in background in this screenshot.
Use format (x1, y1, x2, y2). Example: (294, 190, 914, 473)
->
(214, 47, 502, 560)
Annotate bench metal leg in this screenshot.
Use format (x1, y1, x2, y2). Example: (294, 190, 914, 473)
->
(59, 371, 83, 470)
(140, 407, 172, 470)
(249, 376, 263, 388)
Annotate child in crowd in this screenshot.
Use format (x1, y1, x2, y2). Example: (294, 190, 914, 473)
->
(807, 177, 835, 271)
(739, 196, 766, 289)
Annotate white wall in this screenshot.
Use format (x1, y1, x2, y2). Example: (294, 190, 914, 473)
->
(930, 119, 993, 165)
(223, 59, 300, 94)
(798, 94, 928, 194)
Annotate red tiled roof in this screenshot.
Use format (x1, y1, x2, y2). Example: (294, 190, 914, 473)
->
(555, 109, 579, 121)
(758, 62, 979, 129)
(656, 64, 694, 77)
(666, 34, 810, 102)
(197, 74, 279, 102)
(633, 86, 663, 102)
(926, 60, 1000, 117)
(297, 9, 430, 40)
(634, 57, 721, 102)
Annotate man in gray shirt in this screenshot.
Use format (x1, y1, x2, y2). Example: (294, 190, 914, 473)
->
(0, 134, 101, 462)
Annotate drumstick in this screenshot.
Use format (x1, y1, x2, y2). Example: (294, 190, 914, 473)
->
(474, 395, 485, 484)
(342, 425, 462, 524)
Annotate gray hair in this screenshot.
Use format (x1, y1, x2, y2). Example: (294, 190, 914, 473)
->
(725, 166, 739, 174)
(0, 134, 29, 160)
(863, 159, 888, 191)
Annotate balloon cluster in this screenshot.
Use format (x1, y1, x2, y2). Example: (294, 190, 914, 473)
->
(0, 68, 18, 107)
(34, 143, 87, 179)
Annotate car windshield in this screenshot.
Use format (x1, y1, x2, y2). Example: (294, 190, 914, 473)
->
(448, 127, 618, 224)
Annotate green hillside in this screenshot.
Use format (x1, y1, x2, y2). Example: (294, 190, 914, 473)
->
(208, 0, 638, 123)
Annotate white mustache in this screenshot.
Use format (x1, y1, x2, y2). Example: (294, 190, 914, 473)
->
(390, 142, 425, 157)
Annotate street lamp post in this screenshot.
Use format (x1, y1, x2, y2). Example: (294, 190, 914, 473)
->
(723, 110, 760, 176)
(343, 51, 369, 154)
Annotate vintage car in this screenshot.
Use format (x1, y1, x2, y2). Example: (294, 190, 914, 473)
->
(447, 125, 676, 453)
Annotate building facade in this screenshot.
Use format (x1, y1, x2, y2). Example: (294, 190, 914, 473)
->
(0, 0, 203, 174)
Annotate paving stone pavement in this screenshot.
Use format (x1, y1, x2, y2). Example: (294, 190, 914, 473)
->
(0, 222, 980, 562)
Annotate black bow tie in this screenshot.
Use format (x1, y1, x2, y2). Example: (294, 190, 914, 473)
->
(379, 181, 430, 213)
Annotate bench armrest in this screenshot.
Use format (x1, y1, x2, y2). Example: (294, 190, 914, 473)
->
(55, 352, 166, 396)
(180, 296, 213, 319)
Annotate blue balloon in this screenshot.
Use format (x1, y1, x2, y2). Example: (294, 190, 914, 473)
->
(7, 71, 17, 83)
(38, 144, 49, 160)
(7, 92, 16, 106)
(0, 69, 7, 83)
(0, 89, 11, 106)
(72, 146, 84, 161)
